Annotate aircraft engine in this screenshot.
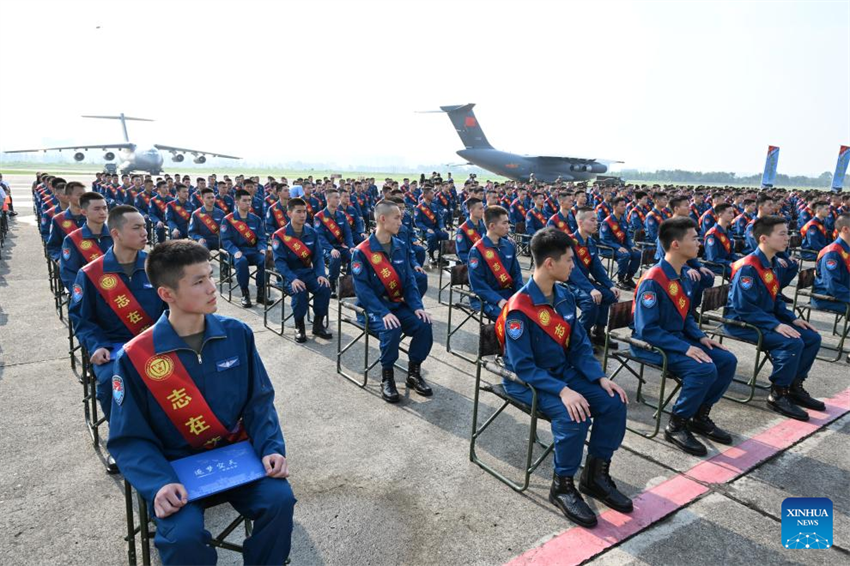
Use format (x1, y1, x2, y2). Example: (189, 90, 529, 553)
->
(103, 152, 115, 161)
(194, 155, 206, 164)
(172, 154, 185, 163)
(73, 152, 85, 162)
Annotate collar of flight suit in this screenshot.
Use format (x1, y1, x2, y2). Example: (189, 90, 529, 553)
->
(151, 312, 227, 355)
(102, 246, 147, 275)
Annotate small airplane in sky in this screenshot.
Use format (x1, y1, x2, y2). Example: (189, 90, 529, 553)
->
(426, 103, 621, 183)
(4, 113, 240, 175)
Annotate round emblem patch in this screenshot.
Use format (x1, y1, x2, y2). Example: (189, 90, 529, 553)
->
(741, 276, 754, 290)
(80, 240, 93, 250)
(640, 291, 657, 308)
(764, 272, 774, 283)
(352, 261, 363, 275)
(371, 253, 382, 265)
(538, 310, 551, 326)
(72, 283, 83, 303)
(112, 375, 125, 406)
(706, 236, 715, 246)
(62, 220, 73, 228)
(469, 257, 479, 269)
(272, 238, 281, 250)
(668, 282, 679, 296)
(62, 247, 71, 260)
(484, 250, 495, 259)
(826, 258, 838, 271)
(99, 274, 118, 290)
(145, 355, 174, 381)
(467, 229, 475, 236)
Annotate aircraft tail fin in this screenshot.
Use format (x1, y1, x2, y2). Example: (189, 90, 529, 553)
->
(82, 113, 154, 143)
(439, 104, 492, 149)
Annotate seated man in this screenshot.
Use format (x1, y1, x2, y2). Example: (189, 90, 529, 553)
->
(47, 181, 87, 260)
(392, 198, 428, 297)
(60, 191, 113, 292)
(799, 200, 831, 261)
(468, 206, 524, 321)
(500, 227, 632, 527)
(724, 215, 823, 421)
(188, 188, 225, 250)
(599, 197, 641, 290)
(314, 188, 354, 296)
(414, 186, 449, 265)
(567, 208, 620, 348)
(149, 181, 173, 244)
(703, 203, 741, 278)
(632, 217, 737, 456)
(340, 188, 367, 244)
(524, 192, 548, 238)
(743, 194, 798, 291)
(813, 212, 850, 316)
(351, 200, 434, 403)
(455, 197, 486, 264)
(547, 190, 575, 233)
(271, 198, 333, 343)
(221, 189, 270, 308)
(265, 183, 290, 235)
(509, 188, 530, 226)
(165, 183, 194, 240)
(107, 240, 295, 566)
(69, 205, 166, 429)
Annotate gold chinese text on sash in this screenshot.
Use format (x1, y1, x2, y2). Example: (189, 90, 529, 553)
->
(731, 255, 779, 301)
(471, 239, 514, 289)
(82, 257, 154, 335)
(68, 228, 103, 263)
(495, 292, 571, 352)
(356, 239, 403, 302)
(275, 228, 313, 267)
(225, 213, 257, 246)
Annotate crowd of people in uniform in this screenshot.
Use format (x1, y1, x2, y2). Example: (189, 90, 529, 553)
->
(26, 168, 850, 563)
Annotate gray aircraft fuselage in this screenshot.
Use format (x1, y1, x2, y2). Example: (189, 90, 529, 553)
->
(457, 148, 607, 183)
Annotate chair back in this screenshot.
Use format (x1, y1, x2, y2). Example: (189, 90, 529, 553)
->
(450, 263, 469, 286)
(514, 221, 526, 235)
(441, 239, 457, 256)
(797, 267, 815, 290)
(338, 274, 357, 299)
(479, 324, 502, 357)
(634, 228, 646, 243)
(789, 234, 802, 248)
(607, 300, 634, 331)
(700, 283, 729, 313)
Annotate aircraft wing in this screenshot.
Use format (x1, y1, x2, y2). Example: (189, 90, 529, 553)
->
(154, 144, 241, 160)
(534, 155, 624, 165)
(4, 143, 133, 153)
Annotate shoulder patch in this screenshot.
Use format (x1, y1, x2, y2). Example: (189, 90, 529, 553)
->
(220, 223, 227, 232)
(456, 233, 464, 242)
(272, 237, 280, 250)
(706, 236, 715, 246)
(640, 291, 657, 308)
(825, 258, 838, 271)
(506, 318, 524, 340)
(469, 256, 480, 269)
(740, 275, 754, 290)
(62, 246, 71, 260)
(112, 375, 125, 406)
(72, 283, 84, 303)
(352, 261, 363, 275)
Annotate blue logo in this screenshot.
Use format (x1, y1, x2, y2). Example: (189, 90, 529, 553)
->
(72, 284, 83, 303)
(469, 257, 480, 269)
(456, 234, 464, 243)
(640, 291, 657, 308)
(216, 356, 240, 371)
(782, 497, 832, 549)
(272, 238, 280, 250)
(706, 236, 715, 247)
(112, 375, 125, 406)
(506, 319, 523, 340)
(741, 276, 754, 290)
(352, 261, 363, 275)
(221, 223, 227, 232)
(825, 258, 838, 271)
(62, 247, 71, 260)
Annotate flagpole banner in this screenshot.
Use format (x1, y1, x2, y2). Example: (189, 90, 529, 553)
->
(831, 145, 850, 192)
(761, 145, 780, 189)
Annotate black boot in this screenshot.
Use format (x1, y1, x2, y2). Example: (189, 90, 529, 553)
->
(579, 455, 633, 513)
(549, 473, 597, 527)
(406, 362, 433, 397)
(665, 414, 707, 456)
(240, 289, 252, 308)
(294, 318, 307, 343)
(256, 288, 271, 306)
(788, 379, 825, 411)
(768, 385, 809, 421)
(330, 281, 338, 299)
(312, 316, 332, 339)
(688, 404, 733, 444)
(106, 454, 119, 475)
(381, 368, 400, 403)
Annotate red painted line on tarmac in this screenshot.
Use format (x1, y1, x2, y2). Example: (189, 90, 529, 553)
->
(505, 387, 850, 566)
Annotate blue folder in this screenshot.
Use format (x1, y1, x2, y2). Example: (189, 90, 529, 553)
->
(170, 441, 266, 502)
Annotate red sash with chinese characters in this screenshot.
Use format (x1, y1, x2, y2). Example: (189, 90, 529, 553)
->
(817, 242, 850, 273)
(605, 216, 626, 243)
(225, 213, 257, 246)
(82, 257, 154, 335)
(699, 209, 717, 228)
(55, 210, 79, 237)
(139, 192, 152, 209)
(303, 199, 315, 218)
(705, 225, 731, 254)
(356, 239, 403, 302)
(275, 228, 313, 267)
(215, 197, 232, 214)
(634, 266, 689, 321)
(272, 204, 289, 229)
(495, 292, 571, 352)
(801, 218, 828, 239)
(342, 209, 355, 228)
(512, 199, 527, 218)
(530, 208, 547, 226)
(170, 202, 191, 222)
(459, 220, 482, 245)
(316, 210, 344, 243)
(195, 210, 220, 234)
(437, 192, 450, 208)
(68, 228, 103, 263)
(124, 332, 247, 450)
(154, 197, 169, 215)
(417, 203, 437, 225)
(471, 239, 514, 289)
(629, 207, 646, 225)
(731, 255, 779, 301)
(596, 203, 611, 219)
(572, 236, 593, 269)
(551, 212, 570, 233)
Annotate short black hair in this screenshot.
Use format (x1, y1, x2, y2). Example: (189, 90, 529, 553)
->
(634, 191, 648, 200)
(174, 183, 188, 192)
(611, 196, 626, 206)
(530, 227, 574, 266)
(466, 197, 483, 210)
(713, 203, 732, 215)
(288, 197, 306, 211)
(107, 205, 141, 232)
(146, 240, 211, 290)
(669, 196, 688, 210)
(756, 194, 774, 208)
(835, 213, 850, 232)
(752, 215, 786, 243)
(234, 188, 251, 200)
(484, 205, 508, 227)
(200, 187, 214, 196)
(659, 217, 697, 251)
(79, 191, 106, 208)
(65, 181, 86, 195)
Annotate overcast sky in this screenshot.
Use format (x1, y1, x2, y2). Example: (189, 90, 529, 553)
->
(0, 0, 847, 176)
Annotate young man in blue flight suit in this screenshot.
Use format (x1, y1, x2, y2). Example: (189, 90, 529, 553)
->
(414, 186, 449, 266)
(108, 240, 295, 566)
(221, 189, 270, 309)
(633, 217, 737, 456)
(39, 178, 65, 243)
(468, 206, 524, 321)
(702, 203, 740, 279)
(188, 188, 225, 250)
(340, 188, 366, 244)
(271, 198, 333, 343)
(46, 181, 87, 260)
(392, 198, 429, 297)
(743, 194, 798, 292)
(265, 184, 291, 235)
(524, 193, 549, 238)
(567, 208, 620, 349)
(627, 191, 650, 235)
(134, 179, 157, 242)
(314, 188, 354, 298)
(546, 191, 576, 234)
(813, 213, 850, 321)
(455, 197, 486, 263)
(500, 227, 631, 527)
(799, 201, 831, 261)
(149, 181, 173, 244)
(60, 192, 113, 291)
(643, 192, 670, 243)
(724, 216, 824, 421)
(599, 197, 641, 290)
(396, 193, 427, 267)
(165, 184, 194, 240)
(509, 188, 530, 226)
(351, 200, 434, 403)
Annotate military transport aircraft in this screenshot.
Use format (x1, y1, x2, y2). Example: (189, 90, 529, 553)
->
(428, 103, 621, 183)
(4, 113, 240, 175)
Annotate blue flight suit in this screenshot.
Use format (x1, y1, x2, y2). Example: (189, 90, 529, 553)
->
(414, 200, 448, 255)
(221, 210, 267, 293)
(402, 211, 427, 266)
(567, 231, 617, 333)
(600, 214, 640, 280)
(46, 209, 86, 260)
(698, 210, 717, 236)
(524, 207, 548, 238)
(59, 225, 113, 291)
(435, 191, 454, 226)
(302, 195, 321, 222)
(342, 205, 366, 244)
(730, 213, 751, 238)
(743, 221, 798, 288)
(149, 195, 173, 243)
(653, 235, 715, 310)
(595, 202, 613, 223)
(315, 207, 354, 285)
(632, 260, 737, 418)
(547, 211, 572, 234)
(397, 221, 428, 296)
(628, 207, 647, 235)
(188, 207, 225, 250)
(108, 313, 295, 566)
(643, 208, 668, 243)
(265, 201, 290, 235)
(271, 224, 331, 321)
(502, 278, 627, 477)
(703, 224, 740, 277)
(689, 202, 710, 224)
(800, 218, 829, 261)
(467, 236, 524, 320)
(812, 238, 850, 313)
(509, 199, 529, 226)
(455, 218, 486, 263)
(39, 203, 64, 243)
(215, 194, 234, 215)
(69, 249, 166, 419)
(723, 249, 821, 387)
(351, 234, 433, 369)
(165, 200, 194, 239)
(797, 206, 813, 228)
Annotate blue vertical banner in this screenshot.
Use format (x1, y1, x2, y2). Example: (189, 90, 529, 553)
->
(761, 145, 780, 188)
(831, 145, 850, 192)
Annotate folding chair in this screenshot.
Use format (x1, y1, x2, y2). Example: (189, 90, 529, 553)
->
(594, 239, 619, 279)
(217, 249, 265, 304)
(437, 239, 460, 305)
(792, 267, 850, 362)
(511, 222, 531, 260)
(261, 268, 312, 337)
(601, 302, 682, 439)
(335, 274, 409, 388)
(470, 324, 554, 492)
(445, 264, 485, 364)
